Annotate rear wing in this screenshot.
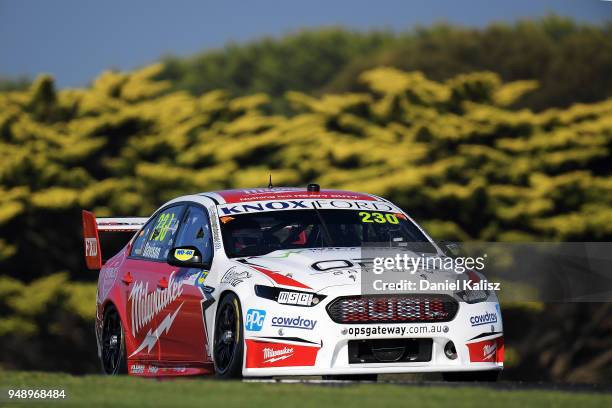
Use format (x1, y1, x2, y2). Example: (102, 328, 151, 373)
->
(82, 210, 148, 270)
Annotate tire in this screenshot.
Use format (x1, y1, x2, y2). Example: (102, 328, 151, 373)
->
(323, 374, 378, 382)
(442, 370, 500, 382)
(213, 293, 244, 379)
(101, 306, 127, 375)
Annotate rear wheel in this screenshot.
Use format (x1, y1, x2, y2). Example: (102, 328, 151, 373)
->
(442, 370, 500, 382)
(101, 306, 127, 375)
(213, 293, 244, 378)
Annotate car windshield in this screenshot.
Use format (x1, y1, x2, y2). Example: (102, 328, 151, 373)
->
(219, 209, 436, 258)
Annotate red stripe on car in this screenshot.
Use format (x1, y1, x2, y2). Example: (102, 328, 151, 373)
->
(250, 265, 311, 290)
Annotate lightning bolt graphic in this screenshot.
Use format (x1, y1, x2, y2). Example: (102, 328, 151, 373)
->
(483, 350, 495, 360)
(129, 302, 184, 358)
(263, 354, 293, 364)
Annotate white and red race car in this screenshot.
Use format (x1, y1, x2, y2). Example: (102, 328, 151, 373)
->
(83, 185, 503, 380)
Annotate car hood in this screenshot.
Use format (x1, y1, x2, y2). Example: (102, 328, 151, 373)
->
(239, 247, 463, 293)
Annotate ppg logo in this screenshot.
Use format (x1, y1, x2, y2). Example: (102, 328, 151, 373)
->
(245, 309, 266, 331)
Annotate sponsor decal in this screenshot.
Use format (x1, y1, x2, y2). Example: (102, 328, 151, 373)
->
(271, 315, 317, 330)
(100, 264, 118, 299)
(263, 346, 293, 363)
(129, 271, 184, 337)
(208, 207, 222, 250)
(345, 325, 448, 337)
(245, 340, 320, 368)
(174, 248, 195, 261)
(246, 309, 266, 331)
(220, 200, 308, 215)
(180, 269, 210, 290)
(254, 286, 325, 307)
(130, 364, 145, 374)
(467, 337, 504, 363)
(469, 311, 498, 327)
(195, 270, 209, 288)
(217, 188, 376, 204)
(135, 365, 203, 376)
(278, 291, 313, 306)
(483, 343, 496, 360)
(129, 302, 184, 358)
(218, 199, 395, 215)
(221, 267, 251, 286)
(141, 242, 161, 259)
(130, 365, 196, 376)
(85, 237, 98, 256)
(180, 271, 198, 286)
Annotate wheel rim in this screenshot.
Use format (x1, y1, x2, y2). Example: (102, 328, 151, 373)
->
(102, 310, 122, 374)
(214, 301, 239, 372)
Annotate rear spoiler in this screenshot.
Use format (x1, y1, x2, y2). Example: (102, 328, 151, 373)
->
(82, 210, 148, 270)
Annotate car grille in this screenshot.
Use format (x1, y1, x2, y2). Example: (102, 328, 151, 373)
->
(348, 338, 433, 364)
(326, 294, 458, 324)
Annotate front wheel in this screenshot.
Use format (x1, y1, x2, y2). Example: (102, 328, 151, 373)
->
(213, 293, 244, 378)
(442, 370, 500, 382)
(101, 306, 127, 375)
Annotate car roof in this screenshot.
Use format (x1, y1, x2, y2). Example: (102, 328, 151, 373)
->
(198, 187, 382, 205)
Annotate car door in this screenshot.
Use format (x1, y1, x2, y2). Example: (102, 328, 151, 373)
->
(158, 204, 214, 363)
(122, 204, 186, 364)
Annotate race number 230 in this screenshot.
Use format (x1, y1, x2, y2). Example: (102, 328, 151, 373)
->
(359, 212, 399, 224)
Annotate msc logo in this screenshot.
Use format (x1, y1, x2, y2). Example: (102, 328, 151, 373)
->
(278, 291, 313, 306)
(246, 309, 266, 331)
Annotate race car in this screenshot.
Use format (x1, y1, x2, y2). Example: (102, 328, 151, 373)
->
(83, 185, 503, 380)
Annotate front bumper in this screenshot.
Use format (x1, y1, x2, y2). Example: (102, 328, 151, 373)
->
(241, 294, 503, 377)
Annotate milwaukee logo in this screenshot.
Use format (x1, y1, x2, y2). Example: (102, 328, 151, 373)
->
(483, 343, 497, 360)
(262, 346, 294, 363)
(129, 271, 183, 337)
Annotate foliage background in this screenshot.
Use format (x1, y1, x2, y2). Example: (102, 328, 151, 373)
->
(0, 17, 611, 382)
(161, 17, 612, 112)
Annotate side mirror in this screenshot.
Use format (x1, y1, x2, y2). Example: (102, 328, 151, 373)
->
(167, 246, 210, 269)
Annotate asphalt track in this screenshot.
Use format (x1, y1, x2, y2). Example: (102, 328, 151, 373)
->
(244, 379, 612, 394)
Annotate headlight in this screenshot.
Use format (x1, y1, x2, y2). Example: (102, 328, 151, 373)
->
(254, 285, 326, 307)
(455, 289, 489, 303)
(455, 271, 489, 303)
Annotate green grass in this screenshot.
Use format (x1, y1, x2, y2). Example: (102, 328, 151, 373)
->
(0, 371, 610, 408)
